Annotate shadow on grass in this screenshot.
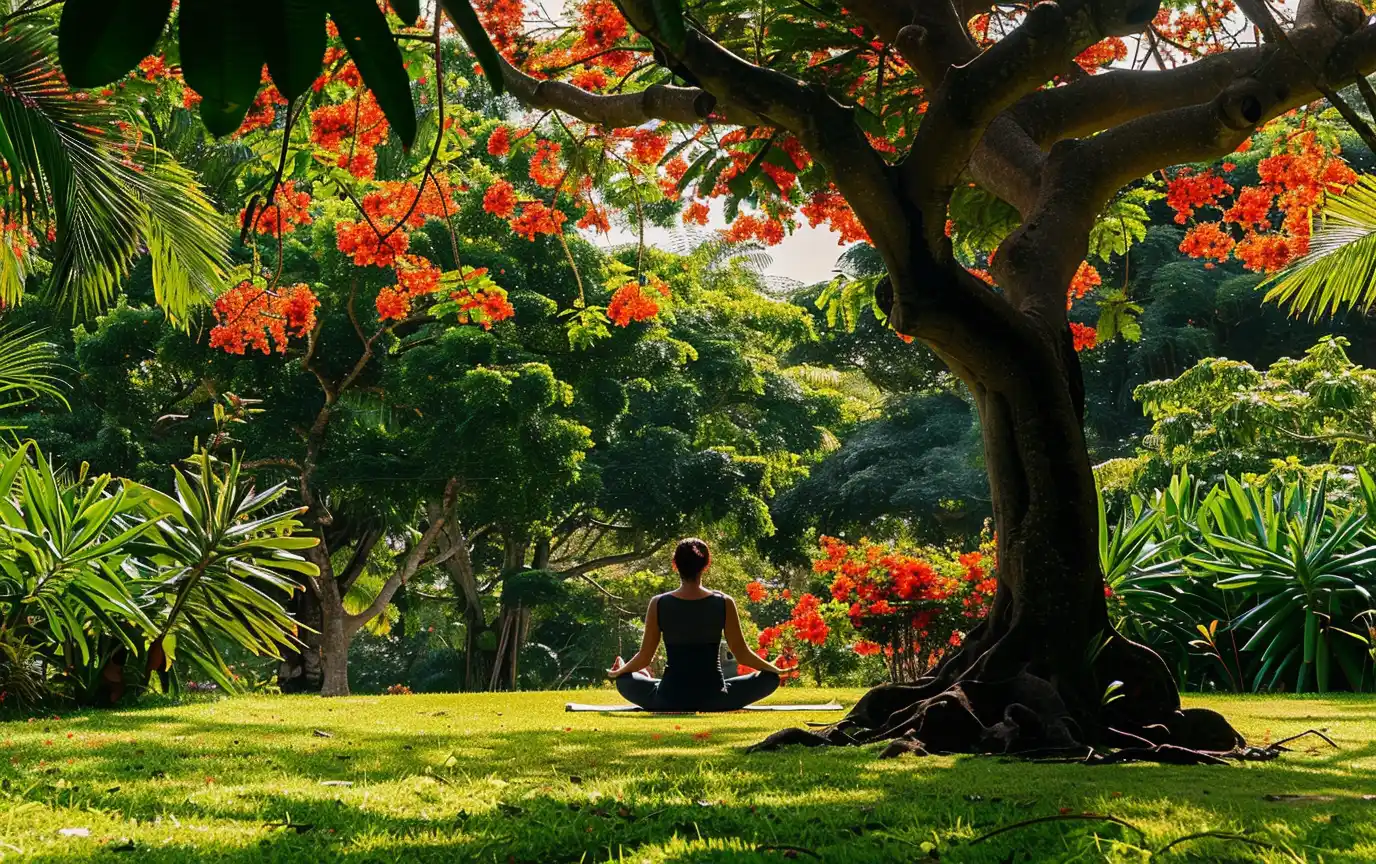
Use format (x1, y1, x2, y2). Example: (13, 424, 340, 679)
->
(7, 704, 1376, 863)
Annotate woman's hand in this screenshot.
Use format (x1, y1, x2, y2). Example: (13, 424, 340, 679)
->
(606, 655, 625, 679)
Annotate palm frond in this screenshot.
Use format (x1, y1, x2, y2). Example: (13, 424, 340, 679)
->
(0, 25, 228, 319)
(0, 324, 67, 415)
(1263, 174, 1376, 319)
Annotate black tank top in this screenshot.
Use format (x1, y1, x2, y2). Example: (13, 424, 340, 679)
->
(656, 592, 727, 707)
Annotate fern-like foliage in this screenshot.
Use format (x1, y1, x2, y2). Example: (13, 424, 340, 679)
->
(0, 324, 66, 419)
(0, 25, 229, 319)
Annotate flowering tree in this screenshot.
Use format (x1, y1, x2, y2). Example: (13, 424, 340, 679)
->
(813, 535, 999, 681)
(59, 0, 1376, 753)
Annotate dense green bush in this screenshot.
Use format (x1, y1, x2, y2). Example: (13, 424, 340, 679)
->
(0, 444, 315, 710)
(1104, 468, 1376, 693)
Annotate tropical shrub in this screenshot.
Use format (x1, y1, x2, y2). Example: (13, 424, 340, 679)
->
(740, 535, 999, 685)
(1103, 468, 1376, 693)
(0, 443, 315, 710)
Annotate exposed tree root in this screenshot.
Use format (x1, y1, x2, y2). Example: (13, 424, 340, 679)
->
(744, 631, 1304, 768)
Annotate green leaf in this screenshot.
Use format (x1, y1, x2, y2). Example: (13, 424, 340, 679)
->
(59, 0, 174, 87)
(651, 0, 689, 53)
(439, 0, 506, 97)
(264, 0, 328, 101)
(180, 0, 268, 137)
(330, 0, 418, 147)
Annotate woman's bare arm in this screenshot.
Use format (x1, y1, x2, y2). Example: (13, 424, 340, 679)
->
(724, 595, 784, 675)
(609, 596, 662, 678)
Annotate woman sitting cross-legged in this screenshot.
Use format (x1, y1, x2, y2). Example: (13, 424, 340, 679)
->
(608, 538, 783, 712)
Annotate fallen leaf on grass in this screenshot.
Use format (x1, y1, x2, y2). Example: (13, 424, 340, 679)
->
(312, 730, 333, 738)
(1264, 794, 1335, 803)
(319, 780, 353, 787)
(58, 828, 90, 837)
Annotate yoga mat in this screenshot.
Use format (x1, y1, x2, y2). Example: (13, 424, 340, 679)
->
(565, 702, 844, 713)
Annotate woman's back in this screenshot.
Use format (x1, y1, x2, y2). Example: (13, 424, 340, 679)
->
(655, 592, 726, 705)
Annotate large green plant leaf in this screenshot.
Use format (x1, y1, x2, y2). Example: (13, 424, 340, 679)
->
(328, 0, 417, 148)
(58, 0, 174, 87)
(264, 0, 329, 101)
(180, 0, 269, 137)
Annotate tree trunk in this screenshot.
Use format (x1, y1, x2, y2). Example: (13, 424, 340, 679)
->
(318, 576, 352, 697)
(279, 585, 324, 693)
(752, 310, 1243, 758)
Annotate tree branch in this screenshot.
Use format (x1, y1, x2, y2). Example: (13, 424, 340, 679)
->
(498, 55, 757, 126)
(557, 538, 669, 578)
(345, 478, 459, 637)
(337, 528, 382, 595)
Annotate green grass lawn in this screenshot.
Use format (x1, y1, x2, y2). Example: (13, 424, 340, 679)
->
(0, 689, 1373, 862)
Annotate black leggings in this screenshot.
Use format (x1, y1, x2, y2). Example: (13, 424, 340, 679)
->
(616, 670, 781, 712)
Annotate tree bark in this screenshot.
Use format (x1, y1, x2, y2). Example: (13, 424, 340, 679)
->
(317, 575, 352, 697)
(278, 576, 324, 693)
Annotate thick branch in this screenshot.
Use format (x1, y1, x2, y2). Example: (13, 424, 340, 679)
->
(345, 479, 458, 637)
(557, 539, 669, 578)
(498, 56, 759, 126)
(338, 528, 382, 595)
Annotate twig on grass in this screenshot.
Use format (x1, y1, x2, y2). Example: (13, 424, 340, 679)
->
(969, 813, 1147, 846)
(1269, 729, 1339, 751)
(1155, 831, 1283, 857)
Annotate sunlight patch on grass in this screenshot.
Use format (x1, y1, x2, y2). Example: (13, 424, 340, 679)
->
(0, 689, 1374, 862)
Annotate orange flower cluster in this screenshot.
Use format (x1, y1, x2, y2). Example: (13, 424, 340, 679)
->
(510, 201, 567, 240)
(629, 128, 669, 165)
(1166, 168, 1232, 224)
(209, 281, 319, 355)
(751, 585, 833, 682)
(237, 80, 287, 135)
(574, 0, 629, 54)
(577, 204, 610, 233)
(1068, 261, 1101, 308)
(682, 201, 710, 225)
(529, 139, 564, 188)
(570, 68, 609, 92)
(1178, 129, 1357, 273)
(451, 286, 516, 330)
(607, 279, 664, 326)
(487, 125, 512, 157)
(483, 180, 518, 219)
(800, 189, 870, 245)
(137, 55, 168, 81)
(1179, 222, 1235, 264)
(724, 213, 785, 245)
(814, 535, 994, 670)
(475, 0, 527, 57)
(240, 181, 313, 238)
(360, 178, 457, 231)
(1069, 321, 1098, 352)
(310, 91, 390, 180)
(374, 254, 443, 322)
(335, 219, 409, 267)
(1074, 37, 1127, 72)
